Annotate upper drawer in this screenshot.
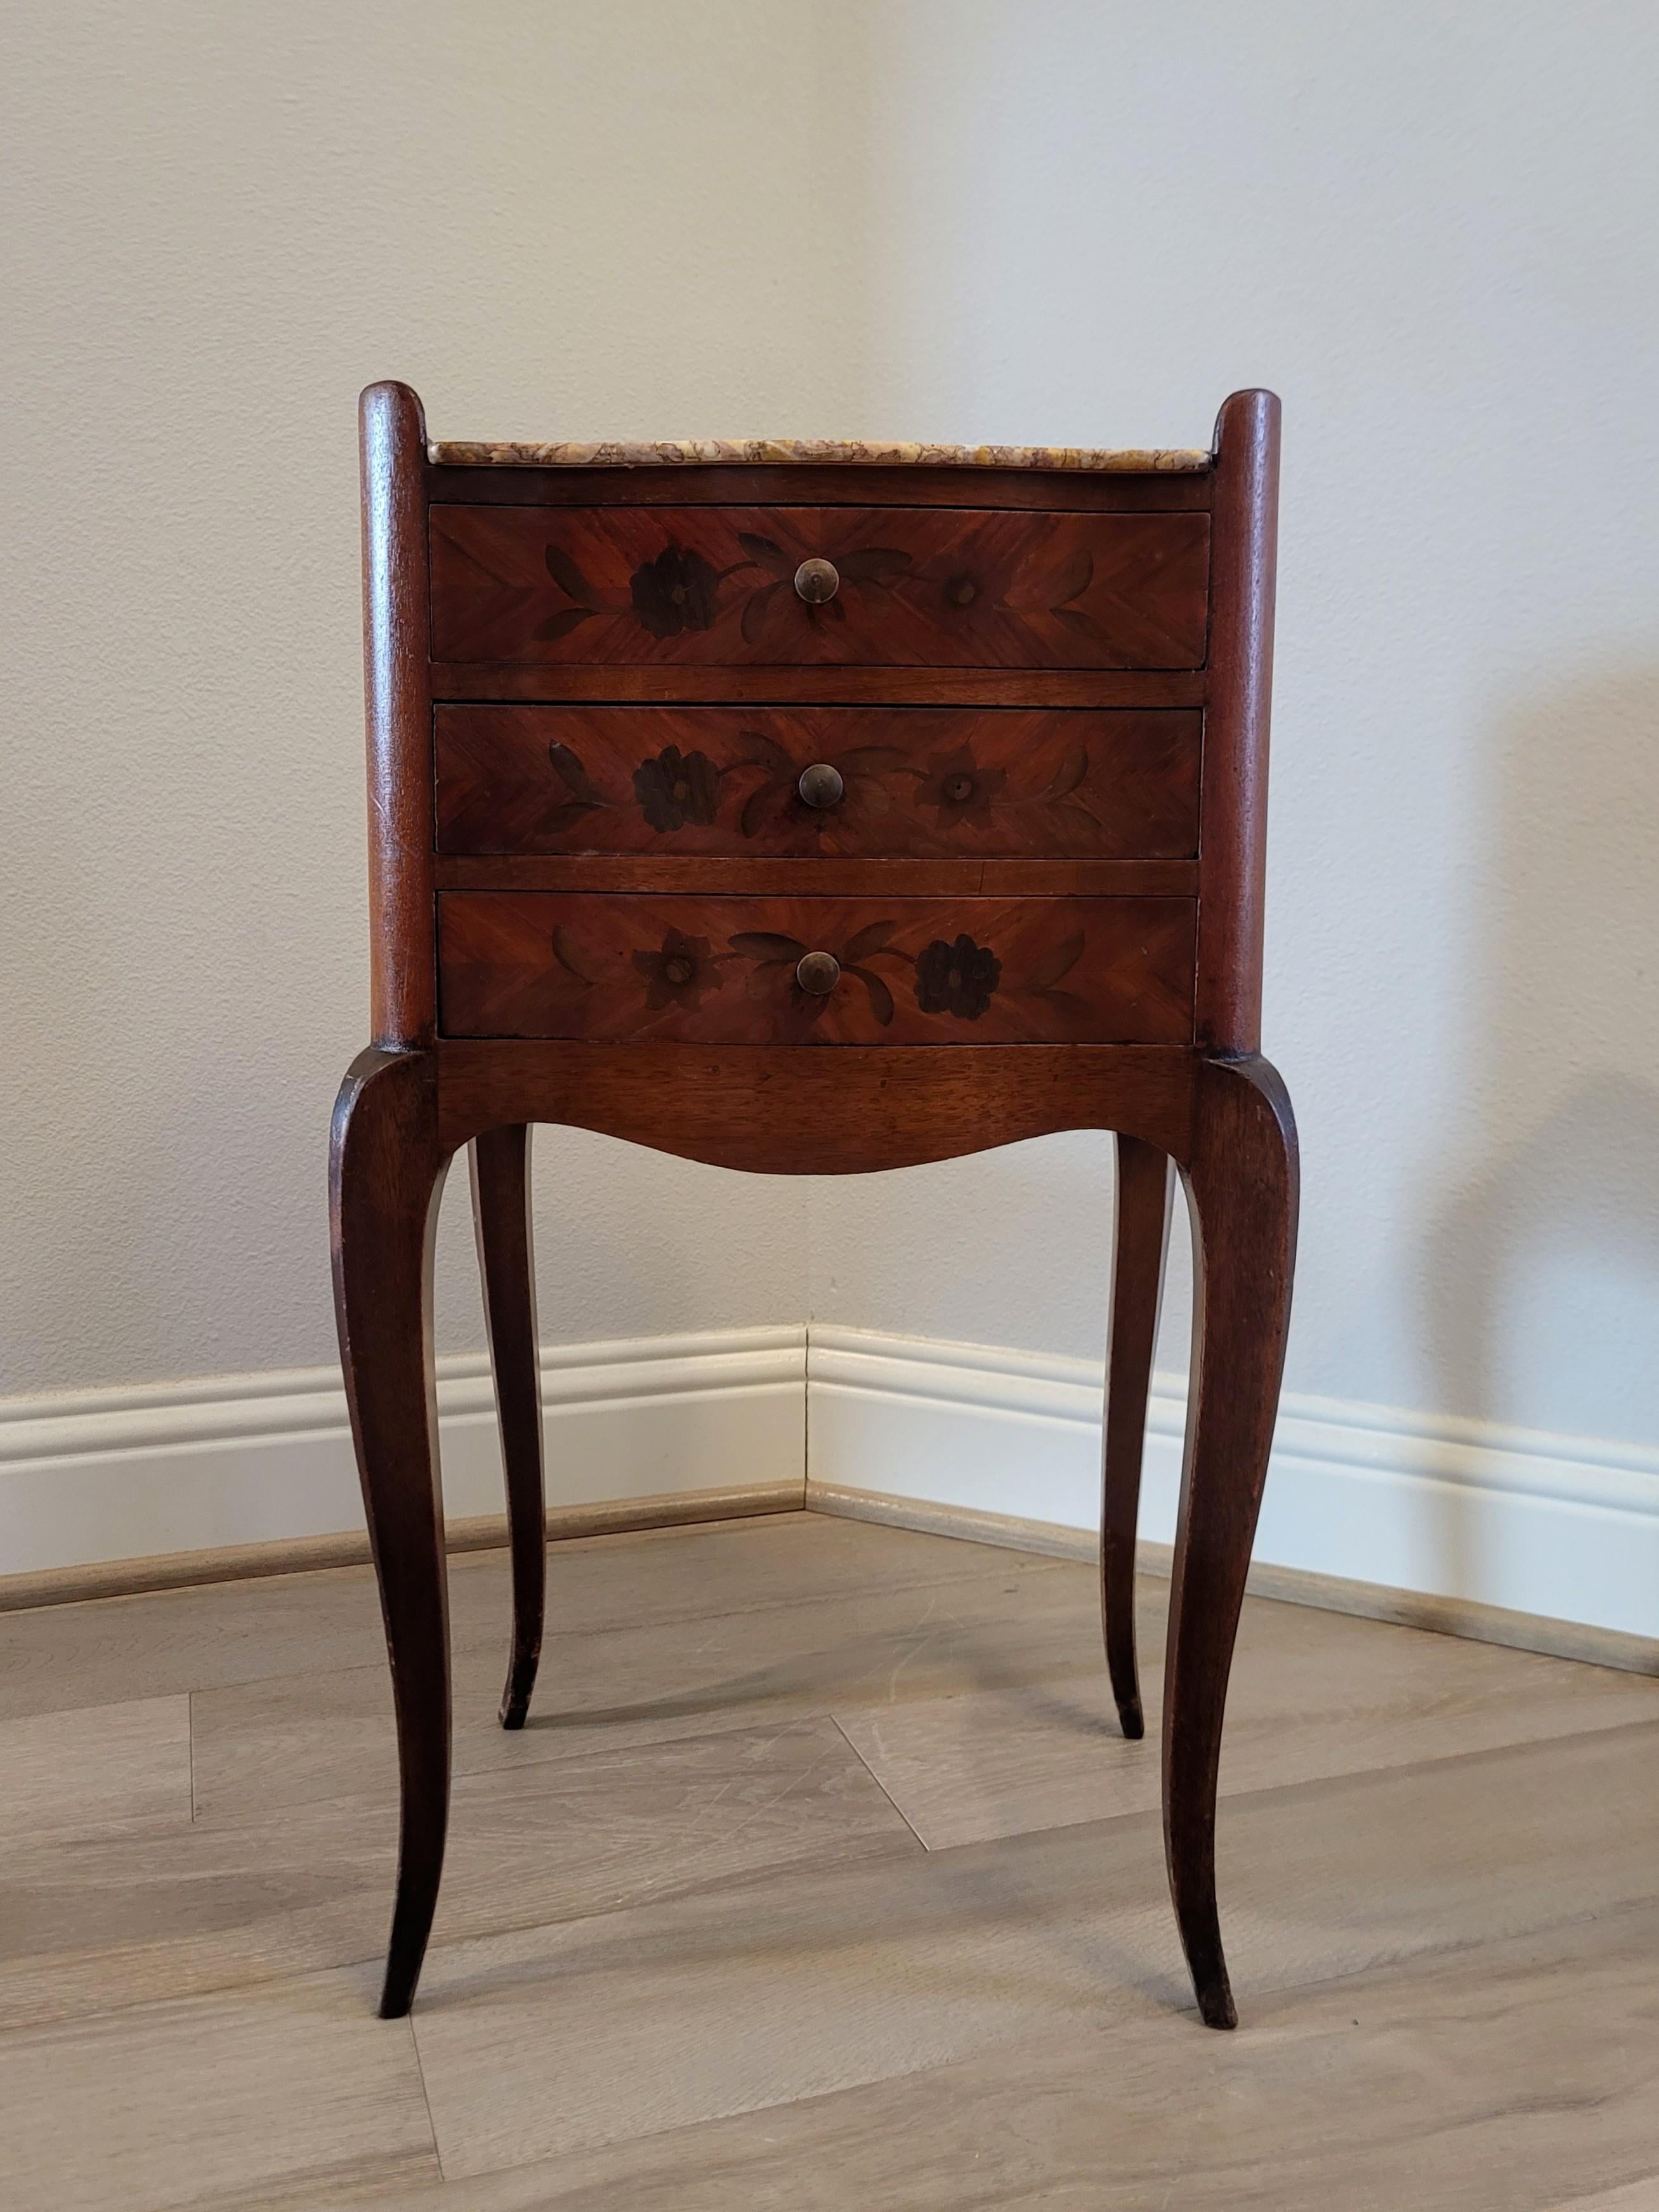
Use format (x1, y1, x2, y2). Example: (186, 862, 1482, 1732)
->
(435, 705, 1201, 861)
(428, 504, 1210, 671)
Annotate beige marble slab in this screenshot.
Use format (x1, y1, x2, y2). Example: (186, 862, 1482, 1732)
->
(283, 1897, 1659, 2211)
(430, 436, 1212, 473)
(834, 1590, 1659, 1847)
(0, 1694, 192, 1843)
(188, 1564, 1099, 1829)
(0, 1958, 436, 2212)
(405, 1713, 1659, 2175)
(0, 1717, 915, 2032)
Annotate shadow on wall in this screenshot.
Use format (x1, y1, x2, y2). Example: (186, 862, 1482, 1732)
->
(1425, 667, 1659, 1595)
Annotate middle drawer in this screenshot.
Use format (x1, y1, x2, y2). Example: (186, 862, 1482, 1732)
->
(435, 706, 1200, 861)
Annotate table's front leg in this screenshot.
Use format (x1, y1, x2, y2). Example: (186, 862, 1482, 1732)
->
(1162, 1052, 1298, 2028)
(1101, 1134, 1176, 1739)
(330, 1047, 452, 2019)
(469, 1123, 546, 1730)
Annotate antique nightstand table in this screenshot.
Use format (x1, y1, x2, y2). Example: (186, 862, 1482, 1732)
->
(331, 384, 1298, 2030)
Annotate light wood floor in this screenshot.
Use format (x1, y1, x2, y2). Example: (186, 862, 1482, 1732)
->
(6, 1511, 1659, 2209)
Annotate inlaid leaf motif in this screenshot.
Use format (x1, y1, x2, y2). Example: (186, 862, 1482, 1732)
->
(544, 544, 596, 601)
(738, 728, 798, 771)
(739, 781, 778, 839)
(1043, 748, 1089, 801)
(549, 926, 602, 984)
(848, 966, 895, 1025)
(841, 920, 897, 963)
(1050, 549, 1094, 608)
(534, 606, 598, 641)
(1052, 605, 1105, 641)
(740, 582, 780, 643)
(839, 547, 914, 586)
(546, 741, 601, 800)
(737, 533, 794, 576)
(1024, 932, 1085, 993)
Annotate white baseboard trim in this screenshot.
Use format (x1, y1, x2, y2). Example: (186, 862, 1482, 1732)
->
(806, 1325, 1659, 1647)
(0, 1326, 806, 1584)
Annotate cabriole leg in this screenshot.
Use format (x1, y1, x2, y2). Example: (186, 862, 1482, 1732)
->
(1162, 1054, 1298, 2029)
(1101, 1134, 1176, 1739)
(469, 1123, 546, 1729)
(330, 1047, 451, 2019)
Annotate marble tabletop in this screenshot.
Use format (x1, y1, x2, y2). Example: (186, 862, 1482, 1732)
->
(427, 435, 1212, 473)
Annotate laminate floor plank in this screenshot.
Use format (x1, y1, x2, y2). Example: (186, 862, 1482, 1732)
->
(834, 1590, 1659, 1846)
(0, 1512, 1059, 1721)
(249, 1896, 1659, 2211)
(188, 1564, 1102, 1829)
(405, 1715, 1659, 2176)
(15, 1514, 1659, 2210)
(0, 1694, 192, 1843)
(0, 1715, 917, 2031)
(0, 1959, 436, 2212)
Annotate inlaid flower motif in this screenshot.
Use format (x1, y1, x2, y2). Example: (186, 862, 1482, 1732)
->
(633, 927, 723, 1010)
(915, 933, 1002, 1021)
(633, 745, 720, 832)
(919, 744, 1007, 825)
(630, 545, 721, 638)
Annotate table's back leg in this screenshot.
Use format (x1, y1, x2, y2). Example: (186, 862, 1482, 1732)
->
(1101, 1134, 1176, 1739)
(1162, 1054, 1298, 2028)
(469, 1123, 546, 1730)
(330, 1047, 452, 2020)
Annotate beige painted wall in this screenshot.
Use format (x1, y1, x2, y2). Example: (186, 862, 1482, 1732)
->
(3, 1, 869, 1390)
(6, 1, 1659, 1475)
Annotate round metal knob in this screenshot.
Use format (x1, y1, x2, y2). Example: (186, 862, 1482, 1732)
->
(796, 761, 845, 809)
(795, 951, 841, 996)
(794, 557, 840, 605)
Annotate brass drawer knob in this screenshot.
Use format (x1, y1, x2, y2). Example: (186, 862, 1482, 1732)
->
(796, 761, 845, 809)
(796, 951, 841, 995)
(794, 556, 840, 605)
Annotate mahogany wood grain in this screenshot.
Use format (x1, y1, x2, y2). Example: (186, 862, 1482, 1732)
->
(430, 504, 1210, 671)
(435, 706, 1200, 862)
(329, 1046, 452, 2017)
(428, 460, 1213, 514)
(434, 1041, 1199, 1175)
(469, 1125, 544, 1731)
(360, 383, 436, 1047)
(430, 665, 1209, 710)
(436, 893, 1197, 1047)
(1101, 1134, 1175, 1738)
(433, 856, 1200, 898)
(1195, 389, 1278, 1052)
(1163, 1053, 1299, 2026)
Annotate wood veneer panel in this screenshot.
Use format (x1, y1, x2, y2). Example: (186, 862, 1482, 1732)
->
(435, 705, 1200, 862)
(436, 892, 1197, 1047)
(430, 504, 1210, 671)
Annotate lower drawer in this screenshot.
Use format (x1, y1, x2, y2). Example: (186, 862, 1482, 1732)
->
(437, 893, 1196, 1045)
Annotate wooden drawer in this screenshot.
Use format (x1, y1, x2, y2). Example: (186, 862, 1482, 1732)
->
(437, 893, 1196, 1045)
(429, 505, 1209, 670)
(435, 705, 1201, 861)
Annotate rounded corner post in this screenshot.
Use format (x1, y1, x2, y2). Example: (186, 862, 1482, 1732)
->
(360, 382, 436, 1050)
(1197, 389, 1282, 1056)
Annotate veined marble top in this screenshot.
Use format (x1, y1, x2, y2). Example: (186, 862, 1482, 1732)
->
(428, 436, 1212, 473)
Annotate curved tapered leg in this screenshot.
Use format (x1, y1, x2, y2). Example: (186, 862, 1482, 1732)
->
(1101, 1135, 1176, 1739)
(469, 1124, 546, 1730)
(331, 1047, 452, 2020)
(1162, 1054, 1298, 2029)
